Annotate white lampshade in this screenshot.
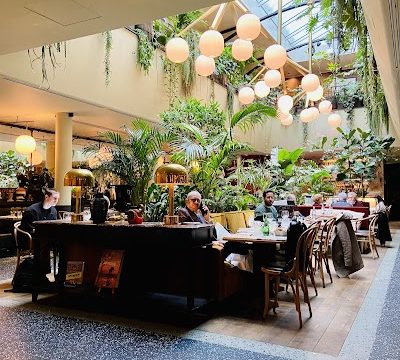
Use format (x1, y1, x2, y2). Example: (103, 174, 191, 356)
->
(195, 55, 215, 76)
(236, 13, 261, 41)
(308, 85, 324, 101)
(278, 111, 290, 121)
(254, 81, 270, 98)
(300, 108, 314, 123)
(281, 114, 293, 126)
(319, 100, 333, 114)
(232, 39, 253, 61)
(308, 106, 320, 121)
(301, 73, 320, 92)
(238, 86, 255, 105)
(30, 150, 42, 165)
(15, 134, 36, 154)
(328, 113, 342, 127)
(199, 30, 224, 58)
(277, 95, 293, 113)
(165, 37, 189, 63)
(264, 44, 287, 70)
(264, 69, 281, 88)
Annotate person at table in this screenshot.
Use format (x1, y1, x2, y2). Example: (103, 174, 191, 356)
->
(178, 190, 211, 224)
(347, 192, 364, 207)
(286, 193, 296, 205)
(254, 189, 278, 221)
(373, 195, 392, 246)
(20, 188, 60, 280)
(312, 193, 324, 207)
(332, 192, 351, 207)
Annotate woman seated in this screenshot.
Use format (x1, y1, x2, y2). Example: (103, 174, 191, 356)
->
(312, 193, 324, 207)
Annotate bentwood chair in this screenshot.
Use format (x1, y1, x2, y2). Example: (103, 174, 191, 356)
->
(261, 224, 320, 328)
(307, 220, 323, 297)
(313, 217, 335, 288)
(353, 214, 379, 258)
(13, 221, 33, 271)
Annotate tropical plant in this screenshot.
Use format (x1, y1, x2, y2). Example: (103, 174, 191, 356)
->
(132, 28, 154, 74)
(84, 120, 170, 205)
(0, 150, 29, 188)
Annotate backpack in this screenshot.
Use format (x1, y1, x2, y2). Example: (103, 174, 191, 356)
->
(285, 220, 307, 271)
(10, 257, 35, 292)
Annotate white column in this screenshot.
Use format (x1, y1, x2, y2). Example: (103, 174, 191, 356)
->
(55, 113, 72, 206)
(46, 140, 55, 174)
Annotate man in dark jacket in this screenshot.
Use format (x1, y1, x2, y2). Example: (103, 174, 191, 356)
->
(178, 190, 211, 224)
(20, 188, 60, 277)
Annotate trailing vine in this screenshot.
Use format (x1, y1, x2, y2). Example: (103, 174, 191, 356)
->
(163, 57, 179, 107)
(302, 123, 309, 147)
(103, 31, 113, 86)
(28, 42, 67, 85)
(181, 30, 200, 96)
(132, 28, 154, 75)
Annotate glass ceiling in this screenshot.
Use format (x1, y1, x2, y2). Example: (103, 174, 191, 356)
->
(243, 0, 331, 63)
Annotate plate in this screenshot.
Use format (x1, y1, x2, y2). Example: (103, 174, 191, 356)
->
(182, 221, 201, 225)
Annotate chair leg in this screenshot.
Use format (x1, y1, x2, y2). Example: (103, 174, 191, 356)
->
(301, 273, 312, 319)
(323, 254, 333, 284)
(319, 252, 325, 288)
(263, 273, 270, 318)
(16, 249, 21, 272)
(295, 277, 302, 328)
(308, 264, 318, 296)
(273, 277, 280, 314)
(373, 238, 379, 258)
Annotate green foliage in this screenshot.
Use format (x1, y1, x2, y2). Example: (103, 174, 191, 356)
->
(132, 28, 154, 75)
(163, 57, 179, 107)
(277, 148, 304, 177)
(84, 119, 171, 206)
(181, 30, 200, 96)
(0, 150, 29, 188)
(103, 31, 113, 86)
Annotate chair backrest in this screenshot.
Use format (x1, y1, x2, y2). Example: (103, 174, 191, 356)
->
(369, 214, 379, 234)
(14, 221, 32, 250)
(209, 213, 227, 228)
(243, 210, 255, 227)
(224, 211, 247, 233)
(291, 224, 320, 274)
(320, 217, 336, 250)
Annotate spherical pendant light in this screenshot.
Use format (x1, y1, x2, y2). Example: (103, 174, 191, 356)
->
(15, 134, 36, 154)
(308, 106, 320, 121)
(165, 37, 189, 63)
(264, 44, 287, 70)
(195, 55, 215, 76)
(254, 81, 270, 98)
(238, 86, 255, 105)
(264, 69, 281, 88)
(277, 95, 294, 114)
(232, 39, 253, 61)
(300, 108, 316, 123)
(281, 114, 293, 126)
(199, 30, 224, 58)
(30, 150, 42, 166)
(308, 85, 324, 101)
(236, 13, 261, 41)
(319, 100, 332, 114)
(301, 73, 320, 92)
(328, 113, 342, 127)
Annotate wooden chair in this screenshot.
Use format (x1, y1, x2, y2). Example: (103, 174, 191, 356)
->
(307, 220, 323, 297)
(313, 218, 335, 288)
(353, 214, 379, 258)
(13, 221, 33, 271)
(261, 224, 320, 328)
(224, 211, 247, 233)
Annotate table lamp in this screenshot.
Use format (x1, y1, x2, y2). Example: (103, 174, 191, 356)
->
(154, 163, 188, 225)
(64, 169, 95, 218)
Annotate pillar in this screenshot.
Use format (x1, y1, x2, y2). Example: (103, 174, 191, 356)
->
(55, 112, 72, 207)
(46, 141, 55, 174)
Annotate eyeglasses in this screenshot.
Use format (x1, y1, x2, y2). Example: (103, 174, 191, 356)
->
(189, 198, 201, 203)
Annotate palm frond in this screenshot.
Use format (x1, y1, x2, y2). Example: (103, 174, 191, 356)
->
(230, 103, 276, 132)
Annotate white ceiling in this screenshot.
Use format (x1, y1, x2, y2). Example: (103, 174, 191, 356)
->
(0, 0, 223, 55)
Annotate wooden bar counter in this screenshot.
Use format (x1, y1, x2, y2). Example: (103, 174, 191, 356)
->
(32, 220, 215, 310)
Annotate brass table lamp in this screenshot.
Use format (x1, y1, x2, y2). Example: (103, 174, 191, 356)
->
(154, 163, 188, 225)
(64, 169, 95, 220)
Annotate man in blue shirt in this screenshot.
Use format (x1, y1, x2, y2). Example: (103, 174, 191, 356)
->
(332, 192, 351, 207)
(254, 189, 278, 221)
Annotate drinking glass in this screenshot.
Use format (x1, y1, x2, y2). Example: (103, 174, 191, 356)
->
(281, 210, 289, 220)
(63, 212, 72, 222)
(83, 207, 91, 221)
(263, 213, 274, 223)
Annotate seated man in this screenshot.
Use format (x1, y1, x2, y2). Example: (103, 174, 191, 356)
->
(178, 190, 211, 224)
(254, 189, 278, 221)
(347, 192, 364, 207)
(20, 188, 60, 280)
(332, 192, 351, 207)
(286, 193, 296, 205)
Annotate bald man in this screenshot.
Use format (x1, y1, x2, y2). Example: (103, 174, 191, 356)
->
(177, 190, 211, 224)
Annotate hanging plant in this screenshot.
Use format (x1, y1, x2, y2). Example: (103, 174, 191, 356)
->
(28, 42, 67, 85)
(103, 31, 113, 86)
(302, 123, 309, 147)
(132, 28, 154, 75)
(163, 57, 179, 107)
(181, 30, 200, 96)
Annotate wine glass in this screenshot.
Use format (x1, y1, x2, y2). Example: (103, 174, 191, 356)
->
(281, 210, 289, 220)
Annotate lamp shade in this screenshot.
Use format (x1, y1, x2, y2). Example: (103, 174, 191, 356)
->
(236, 13, 261, 41)
(154, 163, 188, 185)
(300, 108, 313, 123)
(301, 73, 320, 92)
(308, 85, 324, 101)
(238, 86, 255, 105)
(264, 44, 287, 70)
(64, 169, 95, 187)
(264, 69, 281, 88)
(308, 106, 320, 121)
(195, 55, 215, 76)
(199, 30, 224, 58)
(277, 95, 293, 113)
(166, 37, 189, 63)
(232, 39, 253, 61)
(328, 113, 342, 127)
(319, 100, 332, 114)
(254, 81, 270, 98)
(15, 134, 36, 154)
(30, 150, 42, 165)
(281, 114, 293, 126)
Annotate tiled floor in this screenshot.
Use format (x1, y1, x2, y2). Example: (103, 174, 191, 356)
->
(0, 225, 398, 359)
